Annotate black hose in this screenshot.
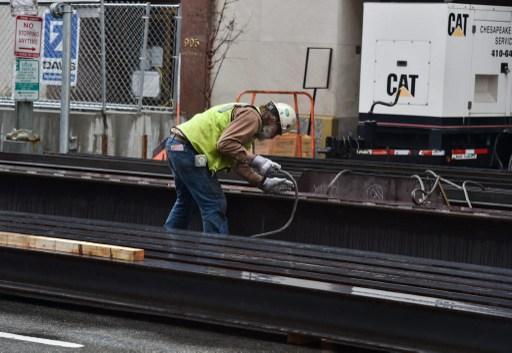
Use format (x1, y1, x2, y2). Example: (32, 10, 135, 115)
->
(369, 86, 402, 114)
(250, 170, 299, 239)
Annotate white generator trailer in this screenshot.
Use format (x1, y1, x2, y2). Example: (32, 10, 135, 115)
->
(340, 3, 512, 166)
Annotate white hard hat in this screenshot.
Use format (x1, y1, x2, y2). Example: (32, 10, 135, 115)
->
(274, 102, 296, 134)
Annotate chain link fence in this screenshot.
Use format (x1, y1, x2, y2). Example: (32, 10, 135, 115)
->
(0, 9, 15, 107)
(0, 3, 179, 112)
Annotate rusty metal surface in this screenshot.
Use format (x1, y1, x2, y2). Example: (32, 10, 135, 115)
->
(298, 170, 444, 206)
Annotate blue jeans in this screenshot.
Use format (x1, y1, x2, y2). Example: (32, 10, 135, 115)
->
(164, 135, 229, 235)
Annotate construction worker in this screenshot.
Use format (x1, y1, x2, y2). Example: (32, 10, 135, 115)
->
(164, 101, 296, 235)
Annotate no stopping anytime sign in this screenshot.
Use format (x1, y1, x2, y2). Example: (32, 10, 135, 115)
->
(14, 15, 42, 58)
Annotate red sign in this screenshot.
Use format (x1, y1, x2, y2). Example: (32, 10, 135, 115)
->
(14, 15, 42, 58)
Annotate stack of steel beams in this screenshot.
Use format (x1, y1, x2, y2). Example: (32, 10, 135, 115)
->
(0, 154, 510, 267)
(0, 212, 510, 353)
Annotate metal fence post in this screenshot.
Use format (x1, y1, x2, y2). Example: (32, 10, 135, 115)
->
(100, 0, 106, 113)
(100, 0, 108, 154)
(137, 3, 151, 112)
(50, 2, 73, 153)
(172, 5, 182, 124)
(60, 5, 72, 153)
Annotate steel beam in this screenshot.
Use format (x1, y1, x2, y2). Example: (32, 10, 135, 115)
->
(0, 213, 510, 352)
(0, 162, 509, 267)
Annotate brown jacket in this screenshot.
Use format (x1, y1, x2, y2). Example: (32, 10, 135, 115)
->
(216, 106, 264, 186)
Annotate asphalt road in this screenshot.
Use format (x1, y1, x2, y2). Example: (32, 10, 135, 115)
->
(0, 295, 364, 353)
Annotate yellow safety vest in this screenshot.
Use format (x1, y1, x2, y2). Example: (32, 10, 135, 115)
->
(178, 103, 259, 173)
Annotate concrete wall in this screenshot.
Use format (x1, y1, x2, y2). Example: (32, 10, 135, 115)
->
(0, 109, 172, 157)
(210, 0, 363, 135)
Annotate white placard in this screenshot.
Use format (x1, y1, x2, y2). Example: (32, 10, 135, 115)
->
(10, 0, 37, 17)
(14, 15, 42, 58)
(14, 58, 40, 101)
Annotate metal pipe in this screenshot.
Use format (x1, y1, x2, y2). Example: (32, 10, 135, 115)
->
(172, 6, 182, 124)
(175, 54, 181, 124)
(100, 0, 106, 115)
(137, 3, 151, 112)
(142, 134, 148, 159)
(59, 4, 73, 154)
(100, 0, 108, 154)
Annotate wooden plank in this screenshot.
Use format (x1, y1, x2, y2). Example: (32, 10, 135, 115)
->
(0, 231, 144, 261)
(0, 232, 7, 245)
(81, 242, 112, 258)
(29, 236, 56, 251)
(54, 238, 82, 255)
(7, 232, 30, 248)
(111, 245, 144, 261)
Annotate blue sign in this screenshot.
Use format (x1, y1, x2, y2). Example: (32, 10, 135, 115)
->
(41, 10, 80, 85)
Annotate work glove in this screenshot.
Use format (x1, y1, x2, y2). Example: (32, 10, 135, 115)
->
(251, 155, 281, 176)
(260, 177, 294, 194)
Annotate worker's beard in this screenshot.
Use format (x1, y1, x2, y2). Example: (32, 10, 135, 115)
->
(255, 125, 274, 140)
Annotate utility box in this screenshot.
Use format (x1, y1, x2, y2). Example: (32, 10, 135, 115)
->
(359, 3, 512, 122)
